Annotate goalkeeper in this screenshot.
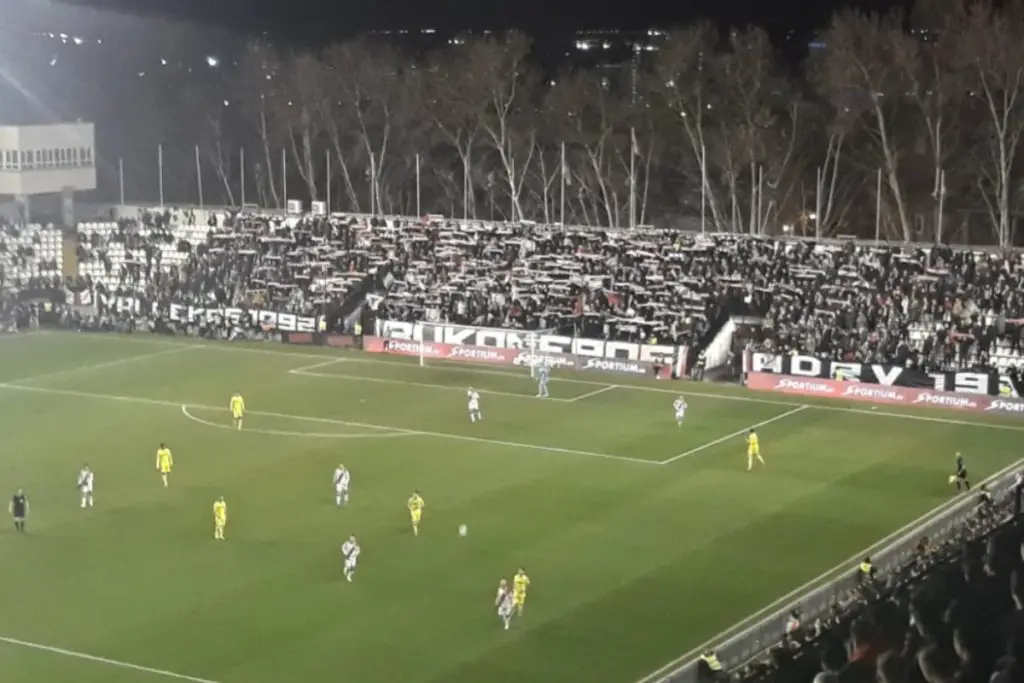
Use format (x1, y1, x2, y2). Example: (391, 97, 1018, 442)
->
(536, 363, 550, 398)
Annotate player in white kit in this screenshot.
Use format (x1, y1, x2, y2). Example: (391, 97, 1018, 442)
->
(495, 579, 514, 630)
(341, 535, 360, 582)
(334, 464, 350, 507)
(468, 387, 482, 423)
(77, 464, 94, 508)
(673, 397, 688, 427)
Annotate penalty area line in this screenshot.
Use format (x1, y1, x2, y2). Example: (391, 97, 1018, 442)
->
(659, 406, 810, 465)
(0, 635, 220, 683)
(180, 405, 415, 440)
(564, 385, 618, 402)
(0, 383, 655, 466)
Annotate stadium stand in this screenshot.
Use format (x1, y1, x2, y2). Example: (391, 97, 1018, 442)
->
(0, 220, 63, 288)
(730, 479, 1023, 683)
(51, 208, 1024, 681)
(74, 211, 1024, 391)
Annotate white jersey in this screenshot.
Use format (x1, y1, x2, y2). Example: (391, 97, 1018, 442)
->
(341, 540, 360, 567)
(673, 399, 687, 417)
(334, 468, 350, 491)
(496, 585, 514, 616)
(468, 390, 481, 411)
(78, 468, 94, 493)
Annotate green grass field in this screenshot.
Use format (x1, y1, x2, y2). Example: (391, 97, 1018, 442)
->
(0, 332, 1022, 683)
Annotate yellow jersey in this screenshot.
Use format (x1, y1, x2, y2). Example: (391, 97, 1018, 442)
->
(408, 494, 424, 514)
(514, 572, 530, 595)
(156, 448, 173, 471)
(213, 500, 227, 521)
(747, 433, 759, 452)
(230, 394, 245, 416)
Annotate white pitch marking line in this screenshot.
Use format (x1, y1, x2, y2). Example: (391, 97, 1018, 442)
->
(4, 345, 194, 386)
(180, 405, 415, 440)
(62, 334, 1024, 432)
(290, 367, 576, 403)
(288, 358, 348, 373)
(632, 456, 1024, 683)
(564, 385, 618, 402)
(659, 406, 810, 465)
(0, 382, 657, 466)
(0, 634, 220, 683)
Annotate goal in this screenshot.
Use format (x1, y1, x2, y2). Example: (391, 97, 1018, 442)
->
(413, 321, 561, 379)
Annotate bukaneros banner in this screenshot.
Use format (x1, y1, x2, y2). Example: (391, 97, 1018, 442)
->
(363, 337, 674, 378)
(745, 351, 1017, 398)
(374, 320, 686, 377)
(96, 293, 321, 333)
(747, 372, 1024, 416)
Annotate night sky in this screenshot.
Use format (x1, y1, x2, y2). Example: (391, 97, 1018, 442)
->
(61, 0, 910, 41)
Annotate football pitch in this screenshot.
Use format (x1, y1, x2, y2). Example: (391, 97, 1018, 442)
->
(1, 332, 1023, 683)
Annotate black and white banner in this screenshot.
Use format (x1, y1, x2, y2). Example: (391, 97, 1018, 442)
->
(376, 319, 684, 369)
(746, 351, 1017, 397)
(376, 321, 688, 378)
(96, 293, 320, 333)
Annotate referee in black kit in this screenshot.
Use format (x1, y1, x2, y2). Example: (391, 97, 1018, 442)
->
(9, 488, 27, 531)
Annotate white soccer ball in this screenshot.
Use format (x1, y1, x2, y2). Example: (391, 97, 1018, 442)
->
(458, 524, 468, 537)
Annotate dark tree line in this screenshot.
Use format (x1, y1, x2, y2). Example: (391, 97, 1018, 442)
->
(147, 0, 1024, 245)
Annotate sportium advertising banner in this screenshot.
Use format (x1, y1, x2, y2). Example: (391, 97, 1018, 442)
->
(363, 337, 674, 378)
(746, 373, 1024, 416)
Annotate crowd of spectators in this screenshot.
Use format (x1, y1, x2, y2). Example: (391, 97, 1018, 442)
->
(0, 209, 1018, 382)
(727, 484, 1023, 683)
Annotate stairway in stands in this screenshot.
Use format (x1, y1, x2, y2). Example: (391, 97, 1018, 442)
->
(62, 230, 78, 278)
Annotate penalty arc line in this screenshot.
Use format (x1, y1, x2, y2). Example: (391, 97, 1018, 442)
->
(631, 457, 1024, 683)
(0, 382, 660, 466)
(180, 405, 416, 440)
(0, 635, 220, 683)
(659, 406, 810, 465)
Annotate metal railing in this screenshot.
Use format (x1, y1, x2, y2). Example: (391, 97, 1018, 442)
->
(646, 461, 1022, 683)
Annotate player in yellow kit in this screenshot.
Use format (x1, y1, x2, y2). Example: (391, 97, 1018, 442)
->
(156, 443, 173, 487)
(230, 393, 245, 430)
(747, 429, 765, 471)
(513, 568, 530, 616)
(407, 491, 424, 536)
(213, 497, 227, 540)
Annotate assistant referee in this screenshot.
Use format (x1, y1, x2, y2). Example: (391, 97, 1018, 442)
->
(9, 488, 27, 532)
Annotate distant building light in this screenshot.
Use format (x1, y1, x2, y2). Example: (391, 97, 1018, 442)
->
(423, 28, 436, 34)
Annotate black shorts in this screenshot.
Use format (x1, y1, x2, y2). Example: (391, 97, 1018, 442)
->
(12, 514, 24, 521)
(957, 469, 968, 480)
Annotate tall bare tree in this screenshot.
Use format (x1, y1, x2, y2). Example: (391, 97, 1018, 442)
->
(276, 52, 324, 202)
(958, 0, 1024, 247)
(235, 40, 286, 209)
(815, 9, 918, 241)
